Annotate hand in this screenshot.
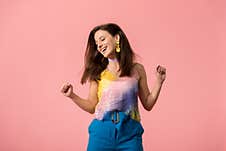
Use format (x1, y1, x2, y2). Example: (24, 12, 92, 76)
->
(60, 82, 74, 98)
(156, 65, 166, 84)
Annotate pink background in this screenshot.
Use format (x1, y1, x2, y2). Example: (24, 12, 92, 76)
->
(0, 0, 225, 150)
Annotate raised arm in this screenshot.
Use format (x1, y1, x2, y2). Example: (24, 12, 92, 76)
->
(61, 80, 99, 114)
(135, 63, 166, 111)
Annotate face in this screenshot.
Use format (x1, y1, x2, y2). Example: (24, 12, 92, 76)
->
(94, 30, 119, 58)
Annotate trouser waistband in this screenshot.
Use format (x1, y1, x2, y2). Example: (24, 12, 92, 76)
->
(102, 110, 129, 124)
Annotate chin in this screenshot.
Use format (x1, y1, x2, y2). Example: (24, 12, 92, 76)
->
(107, 51, 116, 58)
(102, 52, 110, 58)
(103, 55, 110, 58)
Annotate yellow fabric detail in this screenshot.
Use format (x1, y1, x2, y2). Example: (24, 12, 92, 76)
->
(130, 109, 141, 122)
(97, 70, 117, 101)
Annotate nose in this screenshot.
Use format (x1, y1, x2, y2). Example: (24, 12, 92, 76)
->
(97, 43, 103, 50)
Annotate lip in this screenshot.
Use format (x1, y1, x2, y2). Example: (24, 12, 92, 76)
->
(101, 46, 107, 53)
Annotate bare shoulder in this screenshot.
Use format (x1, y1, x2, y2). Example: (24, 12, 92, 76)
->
(132, 62, 146, 80)
(89, 80, 98, 87)
(133, 62, 145, 74)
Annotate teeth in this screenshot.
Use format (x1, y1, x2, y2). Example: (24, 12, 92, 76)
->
(102, 47, 107, 52)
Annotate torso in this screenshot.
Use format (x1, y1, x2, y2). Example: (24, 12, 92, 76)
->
(94, 63, 141, 121)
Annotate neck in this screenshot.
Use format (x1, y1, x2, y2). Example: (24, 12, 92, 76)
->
(107, 57, 120, 71)
(108, 57, 118, 63)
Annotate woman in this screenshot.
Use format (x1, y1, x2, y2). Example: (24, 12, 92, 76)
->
(60, 23, 166, 151)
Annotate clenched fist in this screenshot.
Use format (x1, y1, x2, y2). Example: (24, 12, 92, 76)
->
(156, 65, 166, 84)
(60, 82, 74, 98)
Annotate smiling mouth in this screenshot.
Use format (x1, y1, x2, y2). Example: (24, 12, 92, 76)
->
(101, 47, 107, 53)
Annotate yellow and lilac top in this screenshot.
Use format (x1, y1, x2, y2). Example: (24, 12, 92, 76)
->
(95, 68, 141, 122)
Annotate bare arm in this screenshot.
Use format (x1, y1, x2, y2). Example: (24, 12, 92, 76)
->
(136, 64, 166, 111)
(61, 81, 99, 114)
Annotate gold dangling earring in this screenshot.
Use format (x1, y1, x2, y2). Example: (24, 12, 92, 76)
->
(115, 41, 120, 53)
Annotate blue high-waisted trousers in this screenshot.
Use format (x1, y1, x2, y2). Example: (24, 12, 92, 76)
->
(87, 111, 144, 151)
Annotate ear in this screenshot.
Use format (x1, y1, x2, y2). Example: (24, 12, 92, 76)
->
(114, 34, 120, 41)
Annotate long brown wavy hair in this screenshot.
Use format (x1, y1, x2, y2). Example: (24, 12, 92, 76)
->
(81, 23, 136, 84)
